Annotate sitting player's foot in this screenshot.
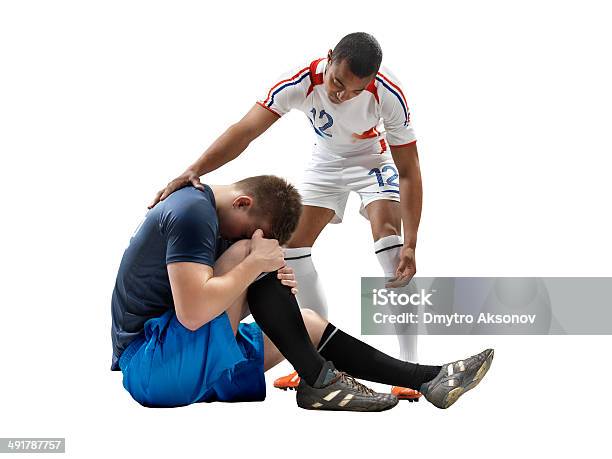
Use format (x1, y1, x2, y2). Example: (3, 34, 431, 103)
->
(420, 348, 494, 409)
(297, 361, 398, 412)
(274, 371, 300, 391)
(391, 386, 422, 402)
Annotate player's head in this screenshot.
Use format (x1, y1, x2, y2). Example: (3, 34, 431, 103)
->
(219, 175, 302, 244)
(325, 32, 382, 104)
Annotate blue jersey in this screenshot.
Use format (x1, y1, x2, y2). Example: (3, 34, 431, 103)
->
(110, 185, 225, 370)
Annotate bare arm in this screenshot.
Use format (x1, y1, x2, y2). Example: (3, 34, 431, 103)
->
(388, 141, 423, 286)
(168, 229, 285, 331)
(168, 257, 261, 331)
(149, 104, 279, 208)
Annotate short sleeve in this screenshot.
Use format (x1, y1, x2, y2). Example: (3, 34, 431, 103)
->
(379, 70, 417, 147)
(161, 190, 219, 267)
(257, 64, 311, 117)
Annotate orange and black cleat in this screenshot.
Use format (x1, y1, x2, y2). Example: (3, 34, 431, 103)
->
(274, 371, 301, 390)
(391, 386, 422, 402)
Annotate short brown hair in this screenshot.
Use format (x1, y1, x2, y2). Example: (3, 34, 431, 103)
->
(235, 175, 302, 245)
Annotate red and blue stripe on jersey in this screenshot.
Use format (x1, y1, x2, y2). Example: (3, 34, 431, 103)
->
(261, 66, 311, 114)
(376, 72, 410, 126)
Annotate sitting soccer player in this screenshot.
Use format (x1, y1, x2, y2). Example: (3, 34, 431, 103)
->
(111, 175, 493, 411)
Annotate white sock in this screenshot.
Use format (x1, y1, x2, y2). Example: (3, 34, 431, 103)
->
(374, 235, 404, 279)
(374, 235, 419, 363)
(284, 247, 329, 319)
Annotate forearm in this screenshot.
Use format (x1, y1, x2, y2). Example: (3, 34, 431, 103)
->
(185, 123, 253, 177)
(180, 256, 262, 330)
(398, 172, 422, 249)
(391, 143, 423, 249)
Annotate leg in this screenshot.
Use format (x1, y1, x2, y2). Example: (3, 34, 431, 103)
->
(286, 205, 336, 248)
(252, 283, 492, 409)
(251, 275, 436, 391)
(315, 321, 438, 390)
(263, 308, 327, 371)
(256, 300, 399, 411)
(316, 320, 494, 409)
(365, 199, 402, 242)
(284, 205, 336, 317)
(366, 198, 419, 363)
(253, 203, 337, 389)
(248, 273, 327, 386)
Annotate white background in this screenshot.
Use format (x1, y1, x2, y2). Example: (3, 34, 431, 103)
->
(1, 0, 611, 457)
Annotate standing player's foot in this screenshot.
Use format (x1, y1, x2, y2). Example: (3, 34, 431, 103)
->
(391, 386, 422, 402)
(274, 371, 301, 390)
(296, 361, 398, 412)
(420, 349, 494, 409)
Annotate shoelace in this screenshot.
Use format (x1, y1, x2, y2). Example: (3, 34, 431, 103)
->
(335, 371, 375, 396)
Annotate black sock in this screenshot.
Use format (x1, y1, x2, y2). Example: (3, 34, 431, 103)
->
(317, 323, 441, 390)
(246, 273, 325, 386)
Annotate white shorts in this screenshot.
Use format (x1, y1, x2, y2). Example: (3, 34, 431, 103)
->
(298, 143, 400, 224)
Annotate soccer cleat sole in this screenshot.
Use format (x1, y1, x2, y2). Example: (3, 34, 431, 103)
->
(396, 394, 420, 402)
(298, 398, 399, 412)
(441, 349, 494, 408)
(277, 386, 297, 391)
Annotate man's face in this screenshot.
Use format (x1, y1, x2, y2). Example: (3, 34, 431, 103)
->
(218, 196, 270, 242)
(324, 51, 375, 104)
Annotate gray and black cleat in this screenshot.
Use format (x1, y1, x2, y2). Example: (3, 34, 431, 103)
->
(296, 361, 398, 412)
(420, 348, 494, 409)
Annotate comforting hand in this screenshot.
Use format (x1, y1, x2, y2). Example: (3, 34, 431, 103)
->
(148, 170, 204, 209)
(385, 246, 417, 288)
(249, 229, 285, 273)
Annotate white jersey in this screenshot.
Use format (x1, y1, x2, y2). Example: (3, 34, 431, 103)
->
(258, 58, 417, 155)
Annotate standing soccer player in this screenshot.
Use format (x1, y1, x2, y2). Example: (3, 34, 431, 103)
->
(150, 32, 423, 400)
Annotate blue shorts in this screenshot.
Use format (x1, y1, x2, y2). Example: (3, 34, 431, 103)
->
(119, 309, 266, 407)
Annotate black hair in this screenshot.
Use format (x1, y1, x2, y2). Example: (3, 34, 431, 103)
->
(331, 32, 382, 78)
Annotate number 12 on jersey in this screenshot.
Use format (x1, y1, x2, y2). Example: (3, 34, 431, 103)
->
(309, 108, 333, 138)
(369, 165, 399, 188)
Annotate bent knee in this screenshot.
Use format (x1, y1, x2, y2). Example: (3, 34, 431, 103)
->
(300, 308, 327, 327)
(300, 308, 328, 346)
(372, 222, 401, 240)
